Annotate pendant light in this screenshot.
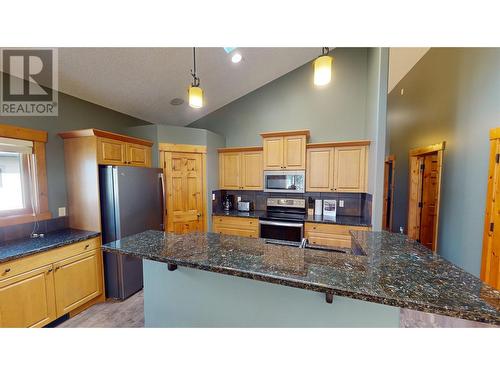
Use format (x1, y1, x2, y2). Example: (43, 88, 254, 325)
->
(188, 47, 203, 108)
(313, 47, 333, 86)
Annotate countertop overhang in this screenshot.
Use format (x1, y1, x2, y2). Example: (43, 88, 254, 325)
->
(102, 230, 500, 325)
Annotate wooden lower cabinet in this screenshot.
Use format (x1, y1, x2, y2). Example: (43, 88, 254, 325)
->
(0, 265, 56, 328)
(53, 249, 101, 316)
(212, 216, 259, 238)
(304, 223, 370, 249)
(0, 237, 103, 328)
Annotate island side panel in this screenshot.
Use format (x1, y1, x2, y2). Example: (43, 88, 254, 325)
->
(143, 259, 400, 328)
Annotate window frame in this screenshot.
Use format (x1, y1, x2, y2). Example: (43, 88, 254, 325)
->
(0, 124, 51, 227)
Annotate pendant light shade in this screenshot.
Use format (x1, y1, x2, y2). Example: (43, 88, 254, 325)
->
(314, 48, 333, 86)
(188, 47, 204, 108)
(188, 85, 203, 108)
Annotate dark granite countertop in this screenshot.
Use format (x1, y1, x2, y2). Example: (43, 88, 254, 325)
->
(0, 229, 100, 263)
(213, 210, 370, 227)
(102, 229, 500, 325)
(212, 210, 265, 219)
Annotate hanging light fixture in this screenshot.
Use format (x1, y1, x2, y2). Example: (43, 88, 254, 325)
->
(188, 47, 203, 108)
(313, 47, 333, 86)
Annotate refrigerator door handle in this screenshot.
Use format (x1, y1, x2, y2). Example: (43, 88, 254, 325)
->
(159, 172, 166, 230)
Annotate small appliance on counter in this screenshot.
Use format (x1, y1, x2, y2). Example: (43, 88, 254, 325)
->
(323, 199, 337, 220)
(222, 195, 234, 211)
(237, 200, 253, 212)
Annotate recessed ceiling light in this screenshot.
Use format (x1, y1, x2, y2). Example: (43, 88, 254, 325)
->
(231, 52, 242, 64)
(170, 98, 184, 106)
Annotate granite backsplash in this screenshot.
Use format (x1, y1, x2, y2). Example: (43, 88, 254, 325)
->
(0, 216, 69, 243)
(212, 190, 372, 220)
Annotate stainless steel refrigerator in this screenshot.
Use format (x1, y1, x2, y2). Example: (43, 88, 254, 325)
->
(99, 165, 165, 300)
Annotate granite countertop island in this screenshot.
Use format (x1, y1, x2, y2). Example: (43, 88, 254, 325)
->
(0, 229, 100, 263)
(102, 229, 500, 325)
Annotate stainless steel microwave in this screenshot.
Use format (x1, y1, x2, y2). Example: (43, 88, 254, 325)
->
(263, 170, 305, 193)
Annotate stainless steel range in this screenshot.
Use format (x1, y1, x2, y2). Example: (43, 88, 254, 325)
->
(259, 198, 306, 243)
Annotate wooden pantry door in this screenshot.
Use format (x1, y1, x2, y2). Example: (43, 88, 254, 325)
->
(481, 128, 500, 290)
(160, 144, 207, 234)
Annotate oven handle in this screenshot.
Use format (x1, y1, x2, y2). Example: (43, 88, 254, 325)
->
(259, 220, 304, 228)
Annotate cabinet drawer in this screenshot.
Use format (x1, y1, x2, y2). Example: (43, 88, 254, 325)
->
(307, 234, 351, 249)
(305, 222, 369, 236)
(213, 224, 259, 238)
(212, 216, 259, 228)
(0, 237, 101, 282)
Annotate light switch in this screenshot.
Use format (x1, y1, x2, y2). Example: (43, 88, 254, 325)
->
(58, 207, 66, 217)
(212, 193, 216, 201)
(237, 196, 241, 202)
(339, 200, 344, 208)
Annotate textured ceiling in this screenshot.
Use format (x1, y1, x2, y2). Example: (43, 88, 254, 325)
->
(56, 48, 320, 126)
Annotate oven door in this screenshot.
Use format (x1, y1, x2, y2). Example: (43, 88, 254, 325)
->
(263, 171, 305, 193)
(259, 220, 304, 242)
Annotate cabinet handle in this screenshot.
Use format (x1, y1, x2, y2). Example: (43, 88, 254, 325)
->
(4, 268, 11, 273)
(85, 244, 90, 249)
(47, 267, 53, 274)
(55, 266, 61, 271)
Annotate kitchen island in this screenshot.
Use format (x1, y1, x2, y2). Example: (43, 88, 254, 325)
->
(102, 230, 500, 327)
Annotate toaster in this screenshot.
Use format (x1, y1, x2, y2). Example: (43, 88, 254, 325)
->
(237, 201, 253, 212)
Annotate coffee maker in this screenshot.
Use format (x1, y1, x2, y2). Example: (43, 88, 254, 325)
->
(222, 195, 234, 211)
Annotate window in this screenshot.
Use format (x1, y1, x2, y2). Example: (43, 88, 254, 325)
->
(0, 124, 50, 227)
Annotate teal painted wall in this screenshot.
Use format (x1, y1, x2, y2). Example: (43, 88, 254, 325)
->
(143, 259, 400, 328)
(0, 73, 150, 217)
(387, 48, 500, 276)
(188, 48, 369, 146)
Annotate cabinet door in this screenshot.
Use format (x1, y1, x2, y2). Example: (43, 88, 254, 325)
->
(284, 135, 306, 169)
(241, 151, 263, 190)
(334, 146, 367, 192)
(0, 265, 56, 328)
(219, 152, 242, 189)
(126, 143, 151, 167)
(97, 137, 126, 165)
(263, 137, 284, 170)
(306, 147, 334, 192)
(53, 249, 101, 317)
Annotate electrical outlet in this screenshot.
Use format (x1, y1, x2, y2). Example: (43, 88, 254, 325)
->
(237, 196, 241, 202)
(339, 200, 344, 208)
(212, 193, 215, 201)
(58, 207, 66, 217)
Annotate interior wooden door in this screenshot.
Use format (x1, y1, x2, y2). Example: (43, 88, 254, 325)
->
(241, 151, 263, 190)
(53, 249, 101, 316)
(0, 265, 56, 328)
(481, 131, 500, 290)
(219, 152, 242, 189)
(263, 137, 284, 170)
(419, 154, 439, 249)
(165, 151, 204, 234)
(306, 147, 334, 192)
(283, 135, 306, 169)
(407, 156, 424, 240)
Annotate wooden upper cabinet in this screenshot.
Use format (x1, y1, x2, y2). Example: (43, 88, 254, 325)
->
(306, 147, 334, 192)
(218, 147, 263, 190)
(262, 137, 284, 170)
(219, 152, 242, 189)
(97, 137, 126, 165)
(334, 146, 367, 192)
(284, 135, 306, 169)
(261, 130, 309, 170)
(59, 128, 153, 167)
(241, 151, 263, 190)
(305, 141, 370, 193)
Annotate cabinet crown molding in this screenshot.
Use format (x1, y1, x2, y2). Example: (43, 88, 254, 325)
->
(307, 140, 371, 149)
(260, 129, 310, 138)
(58, 128, 153, 147)
(217, 146, 263, 153)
